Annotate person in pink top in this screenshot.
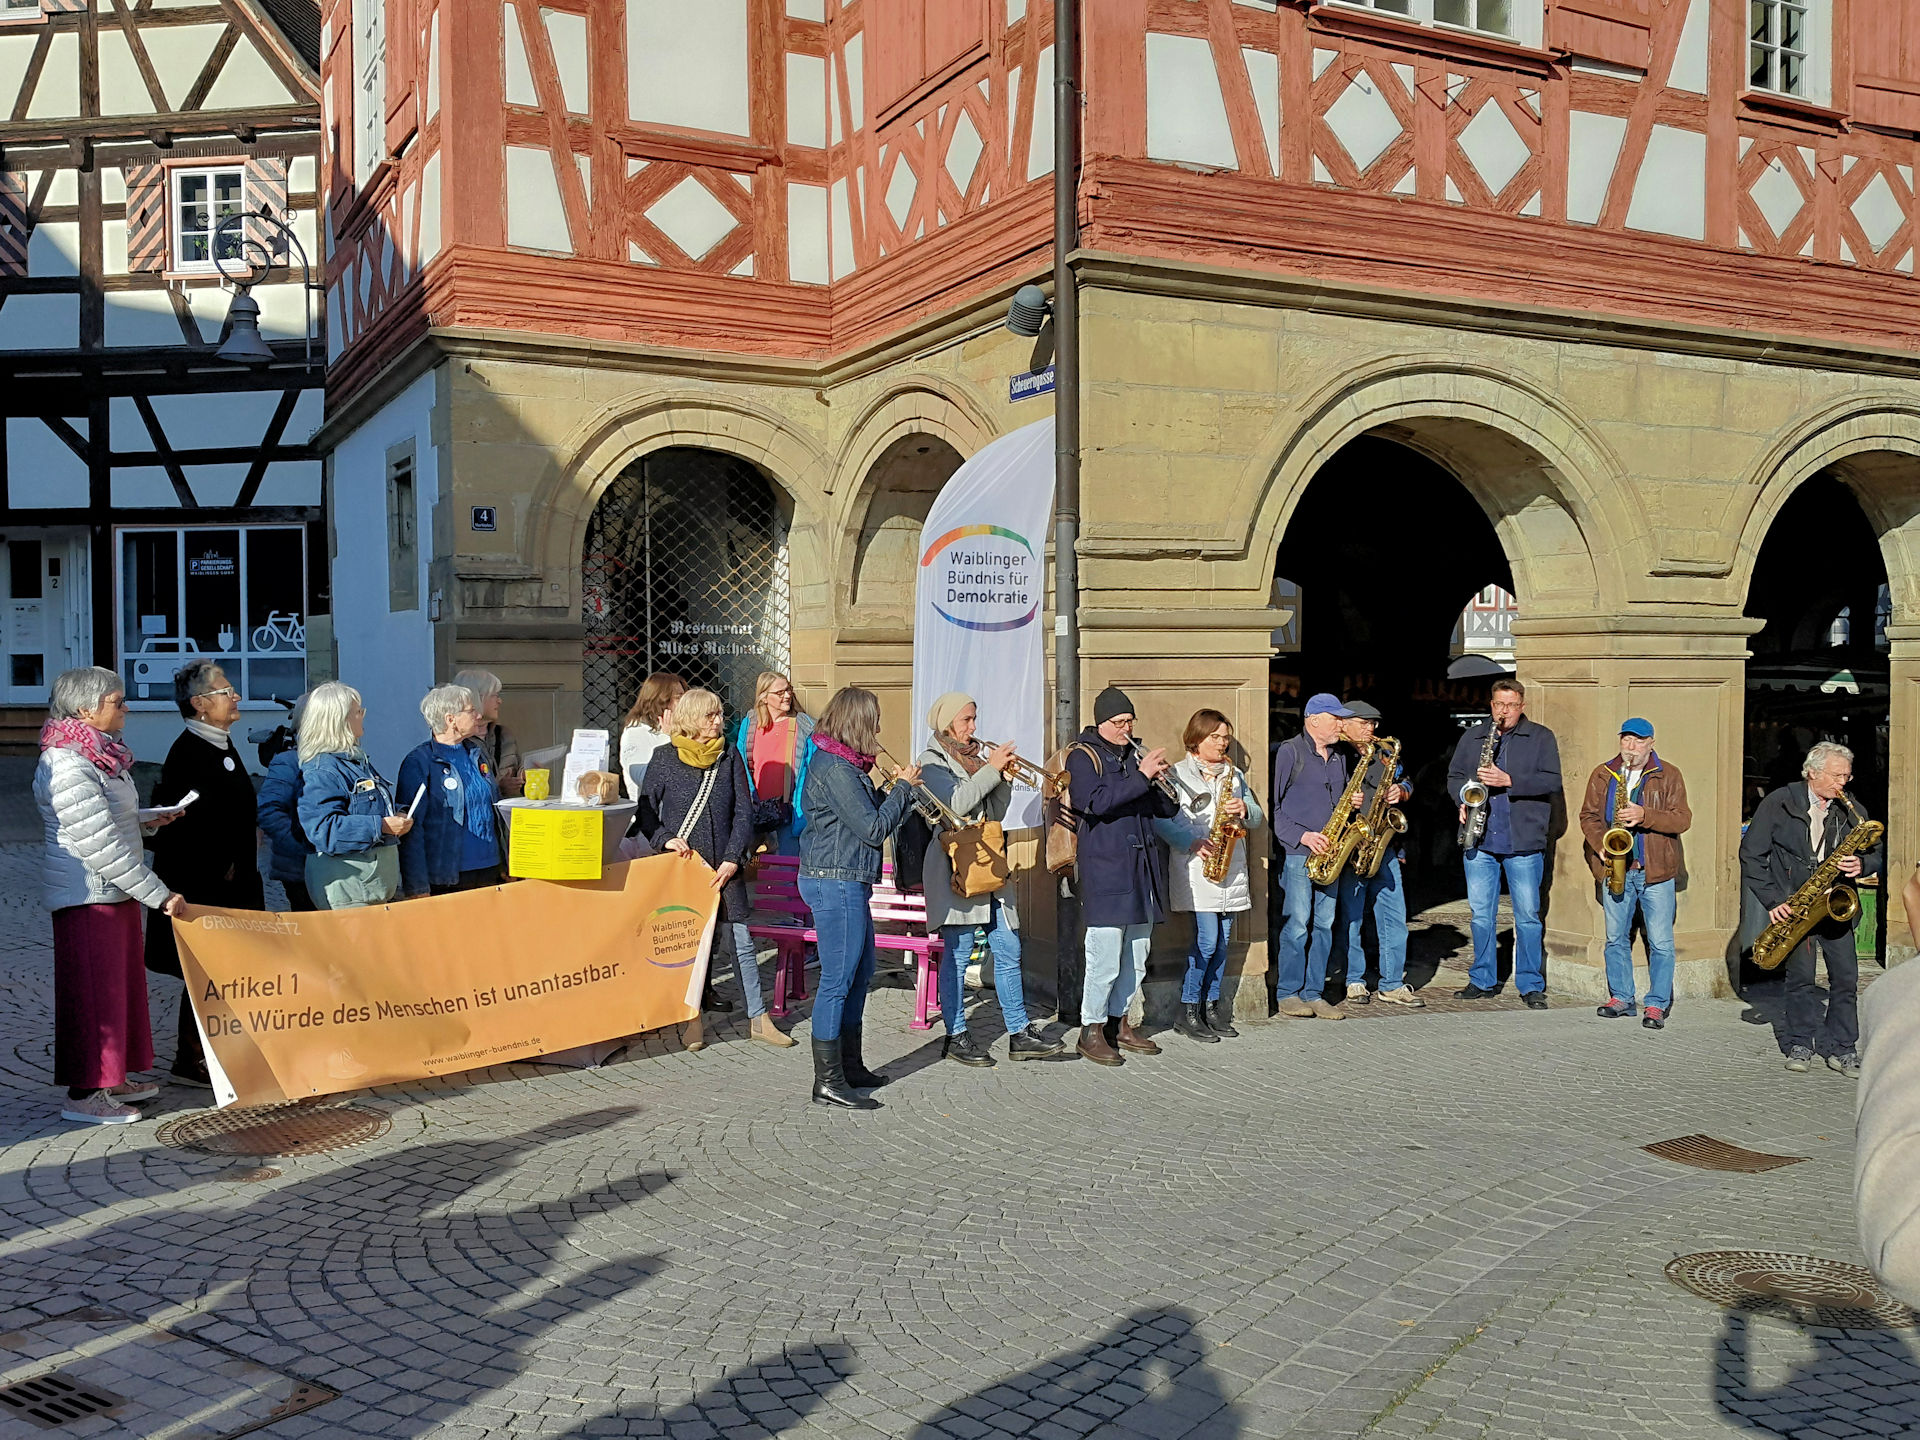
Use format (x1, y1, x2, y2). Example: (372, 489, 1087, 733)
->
(734, 671, 813, 856)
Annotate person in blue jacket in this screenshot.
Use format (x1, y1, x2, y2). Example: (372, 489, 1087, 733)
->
(397, 683, 502, 897)
(256, 692, 314, 910)
(296, 682, 412, 910)
(735, 670, 813, 855)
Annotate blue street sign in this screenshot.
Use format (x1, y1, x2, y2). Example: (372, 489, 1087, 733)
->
(1010, 364, 1056, 402)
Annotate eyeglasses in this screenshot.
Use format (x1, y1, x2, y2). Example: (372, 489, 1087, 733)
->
(202, 687, 239, 700)
(1106, 716, 1136, 729)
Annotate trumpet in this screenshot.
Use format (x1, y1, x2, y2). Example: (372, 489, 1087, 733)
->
(1128, 736, 1181, 801)
(972, 738, 1069, 797)
(875, 751, 964, 832)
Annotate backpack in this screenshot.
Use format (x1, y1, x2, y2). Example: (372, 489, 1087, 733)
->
(1043, 742, 1104, 874)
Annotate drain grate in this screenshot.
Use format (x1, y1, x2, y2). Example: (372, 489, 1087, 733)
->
(1643, 1134, 1807, 1173)
(156, 1102, 389, 1158)
(1666, 1251, 1919, 1329)
(0, 1371, 124, 1429)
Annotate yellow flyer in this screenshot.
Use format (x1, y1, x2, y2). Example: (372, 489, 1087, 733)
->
(508, 805, 605, 879)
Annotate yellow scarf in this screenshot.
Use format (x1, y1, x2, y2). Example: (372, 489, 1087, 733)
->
(672, 735, 723, 768)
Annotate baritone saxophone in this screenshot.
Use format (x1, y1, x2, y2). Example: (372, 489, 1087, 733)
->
(1306, 740, 1375, 885)
(1353, 736, 1408, 879)
(1749, 792, 1884, 971)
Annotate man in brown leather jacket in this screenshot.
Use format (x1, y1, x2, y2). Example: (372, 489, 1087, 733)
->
(1577, 718, 1690, 1029)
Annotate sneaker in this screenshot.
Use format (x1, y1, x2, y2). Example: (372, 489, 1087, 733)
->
(61, 1092, 140, 1126)
(1346, 984, 1372, 1005)
(1784, 1045, 1814, 1073)
(1596, 999, 1637, 1019)
(1306, 998, 1346, 1021)
(1376, 986, 1426, 1008)
(109, 1080, 160, 1102)
(1641, 1007, 1666, 1030)
(1277, 996, 1316, 1019)
(1827, 1051, 1862, 1079)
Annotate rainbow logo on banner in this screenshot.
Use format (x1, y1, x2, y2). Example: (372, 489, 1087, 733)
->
(919, 524, 1040, 633)
(643, 904, 707, 968)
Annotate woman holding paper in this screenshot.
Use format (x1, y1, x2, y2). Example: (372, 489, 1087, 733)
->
(735, 671, 812, 856)
(34, 666, 187, 1125)
(297, 682, 413, 910)
(144, 658, 265, 1089)
(797, 687, 919, 1110)
(397, 684, 503, 896)
(641, 688, 792, 1049)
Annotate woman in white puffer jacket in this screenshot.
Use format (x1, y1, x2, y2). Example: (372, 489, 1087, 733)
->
(34, 666, 186, 1127)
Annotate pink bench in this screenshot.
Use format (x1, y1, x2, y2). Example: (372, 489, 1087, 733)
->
(747, 856, 947, 1030)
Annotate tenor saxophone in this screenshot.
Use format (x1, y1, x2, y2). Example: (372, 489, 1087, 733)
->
(1200, 764, 1246, 886)
(1457, 722, 1500, 849)
(1750, 791, 1885, 971)
(1306, 740, 1375, 885)
(1353, 736, 1408, 879)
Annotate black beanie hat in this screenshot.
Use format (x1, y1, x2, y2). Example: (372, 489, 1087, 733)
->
(1093, 686, 1135, 724)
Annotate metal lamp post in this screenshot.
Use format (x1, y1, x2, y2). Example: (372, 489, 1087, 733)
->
(209, 209, 323, 367)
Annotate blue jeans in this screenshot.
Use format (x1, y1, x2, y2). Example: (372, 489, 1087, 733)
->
(1601, 869, 1675, 1012)
(1334, 851, 1409, 991)
(797, 877, 875, 1042)
(940, 894, 1028, 1037)
(1083, 924, 1151, 1021)
(725, 921, 766, 1018)
(1463, 848, 1545, 994)
(1277, 853, 1339, 1002)
(1182, 912, 1236, 1004)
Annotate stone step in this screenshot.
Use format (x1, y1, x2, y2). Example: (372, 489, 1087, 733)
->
(0, 706, 43, 756)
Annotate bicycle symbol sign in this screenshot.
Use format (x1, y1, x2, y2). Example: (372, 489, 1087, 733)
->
(252, 611, 305, 652)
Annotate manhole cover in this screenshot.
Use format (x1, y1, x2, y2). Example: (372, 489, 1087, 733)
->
(156, 1102, 389, 1158)
(0, 1371, 123, 1429)
(1666, 1251, 1920, 1328)
(221, 1166, 283, 1183)
(1644, 1135, 1807, 1173)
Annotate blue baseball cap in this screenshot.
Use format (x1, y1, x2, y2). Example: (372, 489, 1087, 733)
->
(1304, 693, 1354, 719)
(1620, 717, 1655, 738)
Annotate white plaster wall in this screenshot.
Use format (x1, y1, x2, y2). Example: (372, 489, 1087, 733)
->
(506, 145, 573, 253)
(1566, 110, 1627, 226)
(6, 417, 87, 508)
(1669, 0, 1708, 95)
(1625, 125, 1706, 240)
(0, 294, 79, 351)
(787, 182, 829, 284)
(1145, 32, 1237, 170)
(627, 0, 750, 137)
(329, 366, 439, 777)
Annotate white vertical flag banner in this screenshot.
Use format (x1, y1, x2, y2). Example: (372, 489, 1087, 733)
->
(912, 417, 1057, 830)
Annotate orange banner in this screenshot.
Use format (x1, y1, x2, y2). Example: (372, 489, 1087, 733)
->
(173, 855, 720, 1107)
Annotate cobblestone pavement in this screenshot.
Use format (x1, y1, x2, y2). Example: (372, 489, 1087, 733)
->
(1, 759, 1914, 1438)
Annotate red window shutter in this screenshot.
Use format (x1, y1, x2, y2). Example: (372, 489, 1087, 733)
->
(245, 155, 291, 265)
(124, 164, 170, 272)
(1854, 0, 1920, 133)
(0, 173, 29, 279)
(1551, 0, 1655, 71)
(385, 0, 419, 155)
(922, 0, 987, 87)
(867, 0, 926, 121)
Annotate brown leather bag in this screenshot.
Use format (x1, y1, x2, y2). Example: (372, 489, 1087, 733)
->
(1043, 743, 1099, 874)
(942, 819, 1009, 898)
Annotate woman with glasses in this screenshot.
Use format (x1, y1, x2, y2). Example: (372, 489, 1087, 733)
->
(297, 682, 414, 910)
(735, 671, 812, 856)
(144, 658, 264, 1090)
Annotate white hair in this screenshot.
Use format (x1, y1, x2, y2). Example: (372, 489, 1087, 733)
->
(452, 669, 501, 704)
(49, 666, 123, 721)
(298, 682, 363, 763)
(421, 684, 478, 736)
(1804, 741, 1854, 781)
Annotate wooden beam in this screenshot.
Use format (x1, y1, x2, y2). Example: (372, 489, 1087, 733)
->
(181, 25, 241, 114)
(106, 0, 172, 115)
(234, 386, 300, 505)
(132, 392, 199, 505)
(0, 103, 318, 145)
(1, 505, 321, 525)
(10, 28, 51, 126)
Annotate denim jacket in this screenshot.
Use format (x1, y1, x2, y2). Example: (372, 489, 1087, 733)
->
(256, 748, 312, 884)
(396, 739, 500, 896)
(297, 749, 399, 858)
(796, 748, 914, 885)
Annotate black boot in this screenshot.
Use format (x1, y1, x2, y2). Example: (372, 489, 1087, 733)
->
(1205, 1000, 1240, 1038)
(942, 1029, 996, 1066)
(841, 1026, 891, 1089)
(1174, 1002, 1220, 1044)
(1102, 1015, 1121, 1052)
(811, 1039, 878, 1110)
(701, 983, 734, 1014)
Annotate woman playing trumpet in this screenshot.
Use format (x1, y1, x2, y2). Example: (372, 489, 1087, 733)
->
(1155, 710, 1263, 1044)
(918, 694, 1067, 1066)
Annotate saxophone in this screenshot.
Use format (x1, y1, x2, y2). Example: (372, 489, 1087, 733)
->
(1353, 736, 1408, 879)
(1457, 722, 1500, 849)
(1600, 769, 1638, 899)
(1305, 740, 1375, 885)
(1750, 791, 1884, 971)
(1199, 764, 1246, 886)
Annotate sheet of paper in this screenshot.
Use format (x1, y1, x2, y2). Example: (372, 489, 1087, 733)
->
(559, 728, 612, 807)
(405, 783, 426, 820)
(138, 788, 200, 823)
(507, 805, 605, 880)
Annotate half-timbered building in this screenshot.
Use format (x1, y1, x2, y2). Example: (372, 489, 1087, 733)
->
(0, 0, 323, 763)
(317, 0, 1920, 1005)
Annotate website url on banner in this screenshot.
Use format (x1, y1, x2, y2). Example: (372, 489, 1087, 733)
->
(432, 1040, 541, 1068)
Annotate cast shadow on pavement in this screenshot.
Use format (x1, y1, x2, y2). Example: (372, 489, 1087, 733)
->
(545, 1342, 858, 1437)
(1713, 1304, 1920, 1435)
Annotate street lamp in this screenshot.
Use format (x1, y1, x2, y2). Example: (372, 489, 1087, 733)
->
(209, 208, 322, 368)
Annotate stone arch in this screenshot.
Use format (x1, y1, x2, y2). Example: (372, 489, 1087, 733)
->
(1244, 356, 1631, 616)
(527, 391, 834, 626)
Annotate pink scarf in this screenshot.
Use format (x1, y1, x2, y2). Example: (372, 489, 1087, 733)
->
(41, 716, 134, 778)
(812, 733, 876, 772)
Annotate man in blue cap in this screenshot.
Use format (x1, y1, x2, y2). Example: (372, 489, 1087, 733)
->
(1578, 717, 1691, 1028)
(1270, 693, 1357, 1019)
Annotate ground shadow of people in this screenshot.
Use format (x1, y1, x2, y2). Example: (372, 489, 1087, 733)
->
(544, 1342, 857, 1437)
(1713, 1302, 1920, 1434)
(907, 1307, 1246, 1438)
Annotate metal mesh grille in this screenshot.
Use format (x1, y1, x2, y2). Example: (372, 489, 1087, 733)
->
(1642, 1135, 1807, 1173)
(581, 448, 791, 732)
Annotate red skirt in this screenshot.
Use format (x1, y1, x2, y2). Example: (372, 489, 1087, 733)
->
(53, 901, 155, 1090)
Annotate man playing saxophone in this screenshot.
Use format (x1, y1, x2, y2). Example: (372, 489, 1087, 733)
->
(1270, 693, 1359, 1020)
(1740, 741, 1884, 1078)
(1577, 718, 1691, 1030)
(1331, 702, 1423, 1008)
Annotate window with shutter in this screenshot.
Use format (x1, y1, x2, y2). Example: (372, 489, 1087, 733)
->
(1550, 0, 1654, 70)
(869, 0, 988, 126)
(385, 0, 418, 156)
(124, 164, 170, 273)
(168, 166, 246, 271)
(0, 173, 29, 278)
(351, 0, 387, 186)
(1853, 0, 1920, 131)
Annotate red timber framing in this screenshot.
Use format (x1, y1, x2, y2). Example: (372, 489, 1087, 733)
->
(326, 0, 1920, 407)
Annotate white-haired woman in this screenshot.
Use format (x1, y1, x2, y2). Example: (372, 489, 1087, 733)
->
(397, 683, 502, 897)
(296, 682, 412, 909)
(453, 668, 523, 798)
(34, 666, 187, 1125)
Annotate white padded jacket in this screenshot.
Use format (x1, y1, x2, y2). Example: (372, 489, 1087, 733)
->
(34, 747, 171, 912)
(1858, 959, 1920, 1307)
